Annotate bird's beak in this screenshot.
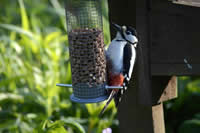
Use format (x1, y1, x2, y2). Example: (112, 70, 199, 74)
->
(132, 36, 138, 47)
(111, 23, 121, 32)
(132, 36, 138, 44)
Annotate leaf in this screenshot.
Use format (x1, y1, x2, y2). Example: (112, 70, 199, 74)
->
(34, 120, 68, 133)
(0, 75, 25, 88)
(0, 35, 22, 54)
(187, 79, 200, 93)
(102, 0, 110, 45)
(194, 113, 200, 120)
(61, 118, 86, 133)
(18, 0, 30, 30)
(0, 93, 24, 103)
(49, 0, 66, 30)
(22, 35, 39, 54)
(0, 119, 16, 129)
(19, 121, 33, 133)
(33, 120, 47, 133)
(44, 31, 61, 46)
(66, 62, 72, 84)
(0, 111, 17, 129)
(49, 0, 65, 17)
(0, 24, 34, 39)
(46, 121, 68, 133)
(178, 119, 200, 133)
(86, 102, 116, 116)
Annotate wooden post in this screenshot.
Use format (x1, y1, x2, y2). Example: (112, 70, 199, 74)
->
(117, 62, 155, 133)
(117, 53, 177, 133)
(117, 60, 177, 133)
(108, 0, 178, 132)
(152, 103, 165, 133)
(107, 0, 200, 132)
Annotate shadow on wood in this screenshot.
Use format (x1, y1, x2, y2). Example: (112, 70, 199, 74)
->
(152, 76, 177, 105)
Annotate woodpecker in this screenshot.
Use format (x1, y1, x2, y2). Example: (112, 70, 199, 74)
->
(100, 23, 138, 115)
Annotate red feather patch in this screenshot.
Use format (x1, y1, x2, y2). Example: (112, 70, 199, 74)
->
(108, 73, 124, 87)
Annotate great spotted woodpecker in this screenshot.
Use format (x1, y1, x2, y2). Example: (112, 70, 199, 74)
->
(100, 23, 138, 115)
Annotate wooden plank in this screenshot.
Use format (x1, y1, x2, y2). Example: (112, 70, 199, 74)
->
(151, 64, 200, 76)
(118, 77, 166, 133)
(107, 0, 136, 33)
(153, 0, 200, 15)
(136, 0, 152, 105)
(152, 103, 166, 133)
(108, 0, 176, 133)
(158, 76, 177, 103)
(150, 0, 200, 75)
(151, 11, 200, 64)
(117, 73, 154, 133)
(152, 76, 177, 104)
(173, 0, 200, 7)
(108, 0, 152, 105)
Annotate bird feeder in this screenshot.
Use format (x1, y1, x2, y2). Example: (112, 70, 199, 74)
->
(57, 0, 108, 103)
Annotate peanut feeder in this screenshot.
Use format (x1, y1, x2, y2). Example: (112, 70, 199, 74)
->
(62, 0, 108, 103)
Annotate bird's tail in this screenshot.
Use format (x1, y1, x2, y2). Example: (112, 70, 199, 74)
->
(99, 90, 116, 116)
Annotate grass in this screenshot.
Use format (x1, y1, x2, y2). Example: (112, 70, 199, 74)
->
(0, 0, 116, 132)
(1, 0, 200, 133)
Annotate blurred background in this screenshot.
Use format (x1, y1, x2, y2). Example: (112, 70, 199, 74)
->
(0, 0, 200, 133)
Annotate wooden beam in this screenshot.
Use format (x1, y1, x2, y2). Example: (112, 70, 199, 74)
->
(152, 76, 177, 104)
(108, 0, 178, 132)
(152, 103, 165, 133)
(150, 0, 200, 76)
(108, 0, 152, 105)
(151, 64, 200, 76)
(136, 0, 152, 105)
(173, 0, 200, 7)
(117, 74, 166, 133)
(157, 76, 177, 103)
(117, 71, 154, 133)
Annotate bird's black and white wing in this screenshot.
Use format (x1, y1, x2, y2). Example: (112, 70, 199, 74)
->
(123, 43, 136, 83)
(114, 43, 136, 106)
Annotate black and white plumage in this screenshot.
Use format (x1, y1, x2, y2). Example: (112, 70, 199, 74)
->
(99, 23, 138, 115)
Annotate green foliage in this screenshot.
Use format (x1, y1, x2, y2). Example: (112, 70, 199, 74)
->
(178, 119, 200, 133)
(33, 120, 68, 133)
(0, 0, 115, 132)
(1, 0, 200, 132)
(165, 77, 200, 133)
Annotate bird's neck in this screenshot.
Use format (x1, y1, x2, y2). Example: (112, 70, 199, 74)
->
(115, 32, 125, 41)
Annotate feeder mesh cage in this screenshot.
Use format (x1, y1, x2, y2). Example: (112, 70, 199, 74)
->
(65, 0, 107, 99)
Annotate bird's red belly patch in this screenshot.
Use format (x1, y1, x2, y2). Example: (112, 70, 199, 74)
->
(109, 73, 124, 86)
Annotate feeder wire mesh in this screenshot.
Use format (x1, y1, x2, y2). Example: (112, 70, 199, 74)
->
(68, 28, 107, 99)
(65, 0, 103, 32)
(65, 0, 108, 102)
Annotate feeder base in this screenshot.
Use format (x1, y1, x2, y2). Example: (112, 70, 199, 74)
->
(70, 94, 108, 103)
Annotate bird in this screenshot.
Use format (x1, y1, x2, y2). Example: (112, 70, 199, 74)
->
(99, 23, 138, 115)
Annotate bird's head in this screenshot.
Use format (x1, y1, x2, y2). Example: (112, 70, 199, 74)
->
(112, 23, 138, 47)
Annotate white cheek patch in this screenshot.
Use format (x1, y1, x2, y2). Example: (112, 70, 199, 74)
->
(126, 35, 138, 44)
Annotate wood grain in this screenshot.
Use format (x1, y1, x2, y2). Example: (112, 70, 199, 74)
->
(173, 0, 200, 7)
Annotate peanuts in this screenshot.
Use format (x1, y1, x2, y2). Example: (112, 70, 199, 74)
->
(68, 28, 106, 86)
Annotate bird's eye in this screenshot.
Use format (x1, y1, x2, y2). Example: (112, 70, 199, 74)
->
(126, 31, 131, 35)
